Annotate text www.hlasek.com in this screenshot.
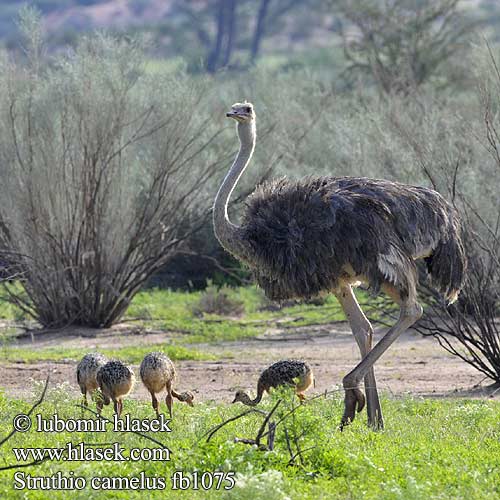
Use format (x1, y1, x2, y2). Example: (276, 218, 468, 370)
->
(12, 441, 235, 491)
(10, 413, 236, 491)
(13, 442, 169, 462)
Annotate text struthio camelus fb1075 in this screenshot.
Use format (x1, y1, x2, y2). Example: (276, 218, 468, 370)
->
(213, 102, 466, 429)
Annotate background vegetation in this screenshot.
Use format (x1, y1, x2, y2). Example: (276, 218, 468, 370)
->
(0, 2, 496, 377)
(0, 2, 498, 498)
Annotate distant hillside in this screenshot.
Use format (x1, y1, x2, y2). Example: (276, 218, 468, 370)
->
(0, 0, 497, 67)
(0, 0, 337, 65)
(43, 0, 176, 32)
(0, 1, 176, 39)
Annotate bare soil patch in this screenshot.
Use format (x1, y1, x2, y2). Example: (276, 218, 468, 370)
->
(0, 322, 495, 405)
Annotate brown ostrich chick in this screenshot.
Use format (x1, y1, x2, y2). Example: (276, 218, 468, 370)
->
(76, 353, 107, 407)
(96, 360, 135, 417)
(140, 352, 194, 418)
(232, 359, 314, 406)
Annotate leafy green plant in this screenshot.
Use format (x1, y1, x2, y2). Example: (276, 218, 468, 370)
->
(0, 384, 499, 499)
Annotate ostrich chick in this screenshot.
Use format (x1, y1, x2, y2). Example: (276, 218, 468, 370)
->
(233, 359, 314, 406)
(76, 353, 107, 407)
(140, 352, 194, 418)
(96, 360, 135, 417)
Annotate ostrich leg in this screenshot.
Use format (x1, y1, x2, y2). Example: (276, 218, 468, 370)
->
(335, 286, 383, 430)
(165, 381, 173, 418)
(340, 288, 423, 429)
(113, 398, 120, 417)
(150, 391, 160, 418)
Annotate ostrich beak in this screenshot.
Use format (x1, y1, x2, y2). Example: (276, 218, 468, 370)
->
(226, 111, 237, 118)
(231, 396, 237, 403)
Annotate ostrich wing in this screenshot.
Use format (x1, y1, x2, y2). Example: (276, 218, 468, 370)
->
(242, 177, 418, 301)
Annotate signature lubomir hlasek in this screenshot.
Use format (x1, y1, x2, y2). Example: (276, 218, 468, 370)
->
(35, 412, 172, 433)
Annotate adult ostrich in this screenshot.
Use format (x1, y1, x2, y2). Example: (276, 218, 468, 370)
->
(213, 102, 466, 429)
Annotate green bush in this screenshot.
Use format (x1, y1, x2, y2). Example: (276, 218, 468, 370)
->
(191, 283, 245, 317)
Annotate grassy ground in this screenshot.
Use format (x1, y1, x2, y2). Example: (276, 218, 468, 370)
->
(0, 343, 214, 364)
(0, 286, 352, 363)
(0, 286, 496, 498)
(0, 385, 498, 500)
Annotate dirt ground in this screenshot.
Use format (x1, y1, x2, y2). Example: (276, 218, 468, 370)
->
(1, 321, 498, 405)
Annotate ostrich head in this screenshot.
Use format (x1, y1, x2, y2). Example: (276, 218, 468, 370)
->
(226, 102, 255, 123)
(177, 391, 195, 407)
(232, 389, 254, 405)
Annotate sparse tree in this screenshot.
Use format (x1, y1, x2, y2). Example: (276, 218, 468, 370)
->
(175, 0, 238, 73)
(249, 0, 307, 63)
(416, 228, 500, 383)
(206, 0, 237, 72)
(338, 0, 474, 94)
(250, 0, 272, 63)
(173, 0, 314, 71)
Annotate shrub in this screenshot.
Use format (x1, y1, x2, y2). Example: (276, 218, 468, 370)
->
(363, 43, 500, 383)
(0, 10, 226, 327)
(412, 44, 500, 383)
(191, 283, 245, 317)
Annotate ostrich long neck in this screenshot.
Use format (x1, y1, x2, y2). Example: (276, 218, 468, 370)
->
(241, 390, 262, 407)
(172, 390, 190, 402)
(213, 120, 256, 261)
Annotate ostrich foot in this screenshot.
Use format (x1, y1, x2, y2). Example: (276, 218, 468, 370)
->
(340, 387, 365, 430)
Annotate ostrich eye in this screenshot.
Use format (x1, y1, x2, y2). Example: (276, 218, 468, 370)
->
(245, 106, 252, 113)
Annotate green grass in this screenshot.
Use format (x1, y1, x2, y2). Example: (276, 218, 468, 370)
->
(125, 286, 349, 343)
(125, 286, 392, 344)
(0, 386, 498, 499)
(0, 284, 378, 332)
(0, 343, 213, 364)
(0, 286, 496, 498)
